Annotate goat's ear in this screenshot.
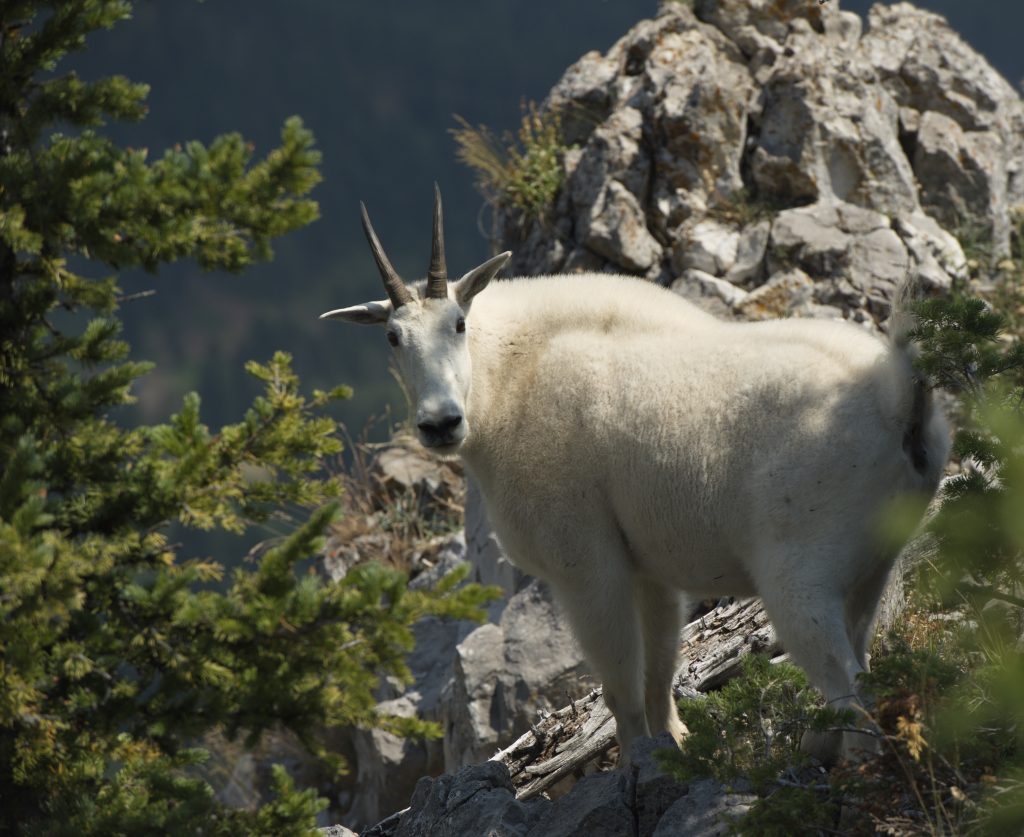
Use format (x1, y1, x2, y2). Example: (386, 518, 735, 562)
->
(455, 251, 511, 309)
(320, 299, 392, 325)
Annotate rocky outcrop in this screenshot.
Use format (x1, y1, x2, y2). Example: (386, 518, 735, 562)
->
(501, 0, 1024, 324)
(442, 579, 590, 772)
(326, 1, 1024, 832)
(343, 733, 754, 837)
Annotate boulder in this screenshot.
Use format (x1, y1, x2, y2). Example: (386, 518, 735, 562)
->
(392, 761, 545, 837)
(355, 731, 748, 837)
(580, 180, 662, 273)
(725, 220, 771, 286)
(674, 219, 741, 277)
(735, 268, 814, 320)
(670, 269, 747, 317)
(914, 109, 1009, 245)
(526, 770, 637, 837)
(651, 779, 755, 837)
(861, 1, 1024, 253)
(442, 579, 589, 771)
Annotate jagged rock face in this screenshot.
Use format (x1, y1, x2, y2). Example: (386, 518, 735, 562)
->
(339, 546, 587, 828)
(442, 579, 590, 773)
(350, 734, 754, 837)
(500, 0, 1024, 324)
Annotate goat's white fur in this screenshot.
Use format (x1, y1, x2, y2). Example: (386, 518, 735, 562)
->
(323, 242, 950, 764)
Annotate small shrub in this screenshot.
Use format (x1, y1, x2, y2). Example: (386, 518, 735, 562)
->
(660, 654, 850, 789)
(452, 101, 572, 220)
(706, 187, 779, 227)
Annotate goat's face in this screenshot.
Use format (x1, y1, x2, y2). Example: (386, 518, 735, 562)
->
(385, 295, 474, 455)
(320, 185, 510, 456)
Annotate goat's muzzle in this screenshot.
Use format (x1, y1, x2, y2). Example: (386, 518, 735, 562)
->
(416, 412, 465, 450)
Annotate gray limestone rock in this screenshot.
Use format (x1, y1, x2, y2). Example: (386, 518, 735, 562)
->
(725, 220, 770, 286)
(675, 219, 741, 277)
(442, 579, 589, 771)
(650, 25, 754, 228)
(346, 613, 478, 826)
(892, 212, 966, 292)
(747, 29, 920, 215)
(767, 202, 915, 316)
(393, 761, 545, 837)
(581, 180, 662, 272)
(545, 50, 619, 146)
(735, 268, 815, 320)
(526, 770, 636, 837)
(861, 2, 1024, 252)
(671, 269, 747, 317)
(631, 733, 690, 836)
(769, 204, 852, 277)
(496, 0, 1020, 290)
(914, 110, 1009, 248)
(651, 779, 755, 837)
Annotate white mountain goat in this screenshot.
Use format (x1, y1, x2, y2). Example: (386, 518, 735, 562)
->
(321, 186, 950, 763)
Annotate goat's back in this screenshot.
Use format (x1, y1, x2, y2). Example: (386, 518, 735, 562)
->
(463, 274, 948, 594)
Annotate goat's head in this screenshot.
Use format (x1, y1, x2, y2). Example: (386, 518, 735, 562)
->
(321, 185, 510, 456)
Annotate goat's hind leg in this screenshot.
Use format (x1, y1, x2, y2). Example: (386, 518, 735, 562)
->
(635, 576, 689, 745)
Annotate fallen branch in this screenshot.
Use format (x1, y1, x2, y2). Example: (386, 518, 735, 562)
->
(493, 597, 782, 799)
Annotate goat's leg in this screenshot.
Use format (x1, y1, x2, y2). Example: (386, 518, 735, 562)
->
(754, 563, 870, 764)
(549, 566, 647, 764)
(845, 557, 895, 671)
(634, 577, 688, 745)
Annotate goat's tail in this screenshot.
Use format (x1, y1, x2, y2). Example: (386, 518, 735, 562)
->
(887, 270, 923, 351)
(888, 270, 949, 481)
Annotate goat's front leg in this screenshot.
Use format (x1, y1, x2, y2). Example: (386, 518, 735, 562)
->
(549, 561, 648, 764)
(753, 546, 874, 764)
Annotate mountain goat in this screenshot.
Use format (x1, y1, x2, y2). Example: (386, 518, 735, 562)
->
(321, 186, 950, 763)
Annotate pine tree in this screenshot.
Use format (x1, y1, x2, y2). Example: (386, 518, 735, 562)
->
(0, 3, 493, 833)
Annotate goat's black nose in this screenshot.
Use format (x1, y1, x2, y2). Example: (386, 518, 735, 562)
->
(417, 414, 463, 437)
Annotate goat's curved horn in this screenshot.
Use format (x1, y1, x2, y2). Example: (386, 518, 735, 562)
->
(426, 182, 448, 300)
(360, 201, 413, 308)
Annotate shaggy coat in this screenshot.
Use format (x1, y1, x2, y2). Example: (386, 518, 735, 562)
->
(323, 194, 950, 763)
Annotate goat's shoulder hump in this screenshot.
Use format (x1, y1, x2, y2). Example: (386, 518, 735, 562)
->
(475, 272, 714, 333)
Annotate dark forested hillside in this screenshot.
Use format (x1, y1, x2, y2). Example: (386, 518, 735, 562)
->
(69, 0, 1024, 433)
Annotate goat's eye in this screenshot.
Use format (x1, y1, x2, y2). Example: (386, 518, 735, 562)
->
(386, 331, 399, 347)
(456, 317, 466, 334)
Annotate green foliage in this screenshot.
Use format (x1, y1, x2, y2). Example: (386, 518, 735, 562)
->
(660, 655, 850, 792)
(0, 3, 497, 834)
(907, 289, 1024, 612)
(910, 296, 1024, 396)
(864, 279, 1024, 832)
(452, 101, 572, 219)
(733, 786, 837, 837)
(706, 187, 779, 228)
(659, 656, 846, 835)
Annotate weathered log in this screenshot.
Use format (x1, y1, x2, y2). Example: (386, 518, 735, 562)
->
(492, 597, 782, 799)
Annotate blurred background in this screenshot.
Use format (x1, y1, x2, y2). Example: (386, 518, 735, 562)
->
(71, 0, 1024, 438)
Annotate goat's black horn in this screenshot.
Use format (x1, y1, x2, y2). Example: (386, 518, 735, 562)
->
(426, 182, 448, 300)
(360, 201, 413, 308)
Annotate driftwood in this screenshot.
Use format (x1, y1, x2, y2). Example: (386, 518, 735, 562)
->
(493, 597, 784, 799)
